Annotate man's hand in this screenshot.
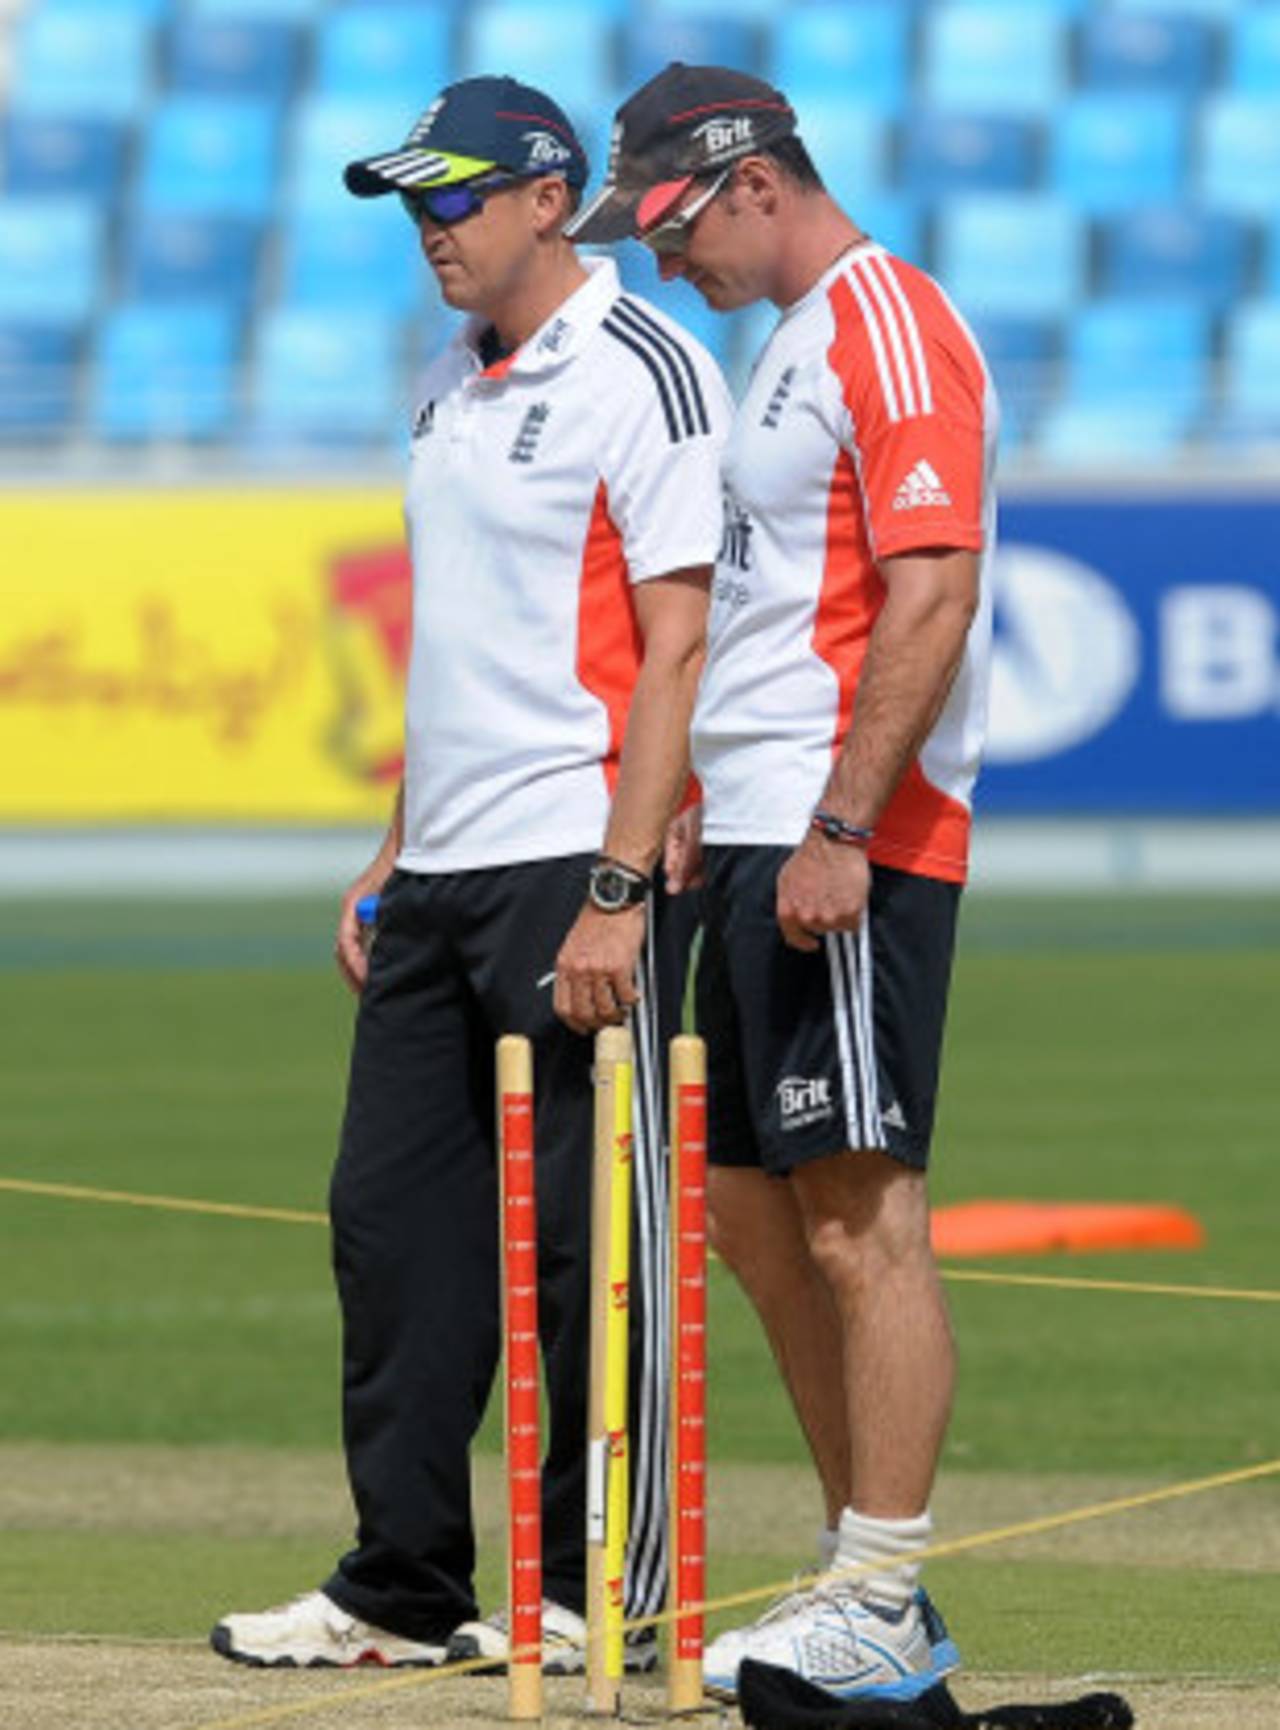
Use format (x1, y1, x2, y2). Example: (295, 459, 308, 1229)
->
(664, 804, 704, 893)
(554, 904, 645, 1035)
(776, 833, 871, 953)
(335, 859, 394, 995)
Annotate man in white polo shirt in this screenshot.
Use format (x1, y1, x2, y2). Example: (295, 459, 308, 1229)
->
(571, 63, 995, 1704)
(212, 75, 730, 1673)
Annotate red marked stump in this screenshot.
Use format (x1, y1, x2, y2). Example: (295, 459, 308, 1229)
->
(498, 1035, 542, 1720)
(667, 1036, 707, 1714)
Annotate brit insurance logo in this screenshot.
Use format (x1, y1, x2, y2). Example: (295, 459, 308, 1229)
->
(776, 1074, 835, 1132)
(986, 544, 1141, 763)
(522, 129, 573, 167)
(690, 115, 754, 161)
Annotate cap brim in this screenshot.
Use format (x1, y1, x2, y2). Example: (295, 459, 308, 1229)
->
(344, 148, 498, 199)
(564, 180, 641, 243)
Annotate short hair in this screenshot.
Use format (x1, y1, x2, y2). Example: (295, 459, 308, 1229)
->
(765, 135, 824, 192)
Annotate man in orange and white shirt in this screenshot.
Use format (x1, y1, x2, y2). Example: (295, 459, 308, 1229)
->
(213, 75, 731, 1676)
(572, 63, 996, 1705)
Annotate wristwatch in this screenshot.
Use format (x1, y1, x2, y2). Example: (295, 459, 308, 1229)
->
(587, 857, 650, 913)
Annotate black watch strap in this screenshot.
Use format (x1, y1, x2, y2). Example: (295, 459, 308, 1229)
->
(588, 856, 651, 913)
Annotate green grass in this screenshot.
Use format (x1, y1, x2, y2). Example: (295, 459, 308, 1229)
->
(0, 894, 1277, 1672)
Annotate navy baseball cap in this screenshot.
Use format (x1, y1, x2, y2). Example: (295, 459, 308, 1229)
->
(344, 75, 588, 198)
(567, 64, 795, 243)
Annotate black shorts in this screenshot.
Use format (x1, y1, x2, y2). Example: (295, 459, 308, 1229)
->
(696, 846, 961, 1175)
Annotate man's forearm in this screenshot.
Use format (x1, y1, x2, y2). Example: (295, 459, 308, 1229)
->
(601, 644, 704, 876)
(820, 552, 977, 830)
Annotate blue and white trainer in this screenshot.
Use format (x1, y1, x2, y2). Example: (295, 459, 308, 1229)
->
(702, 1583, 959, 1702)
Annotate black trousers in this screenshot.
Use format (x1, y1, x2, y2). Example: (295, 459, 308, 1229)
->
(323, 858, 696, 1640)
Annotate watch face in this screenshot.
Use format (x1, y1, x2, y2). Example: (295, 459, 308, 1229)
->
(590, 866, 629, 911)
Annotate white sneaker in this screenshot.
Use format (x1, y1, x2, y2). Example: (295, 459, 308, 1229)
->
(702, 1581, 958, 1702)
(210, 1590, 449, 1669)
(445, 1599, 658, 1676)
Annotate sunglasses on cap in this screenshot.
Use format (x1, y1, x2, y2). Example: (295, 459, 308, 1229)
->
(399, 170, 519, 228)
(637, 166, 733, 257)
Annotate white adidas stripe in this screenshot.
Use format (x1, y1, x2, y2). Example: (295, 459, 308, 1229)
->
(847, 251, 935, 423)
(855, 253, 918, 418)
(844, 265, 901, 424)
(865, 250, 935, 416)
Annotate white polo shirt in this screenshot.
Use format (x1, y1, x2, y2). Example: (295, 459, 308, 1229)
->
(692, 243, 998, 884)
(398, 256, 731, 873)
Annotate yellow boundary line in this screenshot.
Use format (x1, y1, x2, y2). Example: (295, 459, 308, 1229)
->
(186, 1456, 1280, 1730)
(4, 1177, 1280, 1305)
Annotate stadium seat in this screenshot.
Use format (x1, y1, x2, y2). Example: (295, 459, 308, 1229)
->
(188, 0, 330, 19)
(1222, 301, 1280, 425)
(280, 203, 424, 317)
(901, 115, 1037, 197)
(1080, 10, 1213, 93)
(790, 103, 889, 211)
(1051, 95, 1186, 213)
(461, 5, 614, 119)
(1198, 97, 1280, 215)
(621, 15, 759, 89)
(1100, 205, 1250, 313)
(963, 314, 1057, 430)
(849, 194, 924, 265)
(648, 0, 790, 23)
(316, 5, 454, 103)
(288, 97, 424, 216)
(769, 3, 909, 110)
(1110, 0, 1254, 19)
(1232, 6, 1280, 93)
(0, 323, 80, 439)
(922, 4, 1069, 116)
(252, 309, 402, 443)
(935, 195, 1086, 320)
(92, 302, 241, 441)
(1064, 299, 1211, 420)
(1034, 400, 1195, 465)
(13, 6, 154, 119)
(168, 16, 301, 100)
(0, 197, 102, 323)
(140, 97, 280, 219)
(125, 213, 262, 311)
(1, 115, 128, 202)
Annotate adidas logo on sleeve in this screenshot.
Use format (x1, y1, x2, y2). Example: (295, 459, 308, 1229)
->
(892, 459, 952, 511)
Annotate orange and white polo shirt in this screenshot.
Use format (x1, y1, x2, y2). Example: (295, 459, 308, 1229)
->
(398, 256, 731, 873)
(692, 242, 998, 884)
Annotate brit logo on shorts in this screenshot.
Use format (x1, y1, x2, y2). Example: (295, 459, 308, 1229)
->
(776, 1074, 835, 1131)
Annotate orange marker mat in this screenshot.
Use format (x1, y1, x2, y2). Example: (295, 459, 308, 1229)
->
(932, 1200, 1205, 1259)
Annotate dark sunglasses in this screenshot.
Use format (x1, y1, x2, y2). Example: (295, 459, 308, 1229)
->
(399, 171, 518, 228)
(637, 166, 733, 257)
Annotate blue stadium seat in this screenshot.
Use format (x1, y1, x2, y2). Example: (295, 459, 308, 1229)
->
(1080, 11, 1213, 93)
(922, 4, 1069, 117)
(0, 324, 80, 440)
(935, 195, 1086, 319)
(648, 0, 790, 23)
(92, 303, 241, 441)
(461, 5, 614, 119)
(168, 16, 301, 100)
(770, 4, 909, 110)
(1268, 218, 1280, 295)
(1110, 0, 1254, 18)
(850, 195, 924, 265)
(13, 6, 154, 120)
(791, 104, 889, 211)
(1100, 206, 1250, 313)
(188, 0, 330, 18)
(1064, 299, 1211, 419)
(1034, 401, 1194, 465)
(0, 198, 103, 323)
(252, 309, 402, 443)
(901, 115, 1037, 197)
(1051, 95, 1186, 212)
(964, 314, 1056, 430)
(140, 98, 280, 218)
(125, 214, 262, 310)
(621, 15, 759, 88)
(316, 6, 454, 103)
(1233, 6, 1280, 93)
(1199, 97, 1280, 215)
(288, 97, 425, 216)
(1, 115, 128, 202)
(280, 204, 424, 317)
(1222, 301, 1280, 426)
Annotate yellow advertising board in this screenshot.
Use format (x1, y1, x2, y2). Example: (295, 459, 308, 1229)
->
(0, 490, 413, 821)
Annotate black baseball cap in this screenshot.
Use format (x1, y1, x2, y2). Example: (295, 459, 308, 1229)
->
(566, 63, 796, 244)
(344, 74, 588, 198)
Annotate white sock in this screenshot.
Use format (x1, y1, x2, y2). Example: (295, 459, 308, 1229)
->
(817, 1524, 839, 1570)
(832, 1506, 932, 1613)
